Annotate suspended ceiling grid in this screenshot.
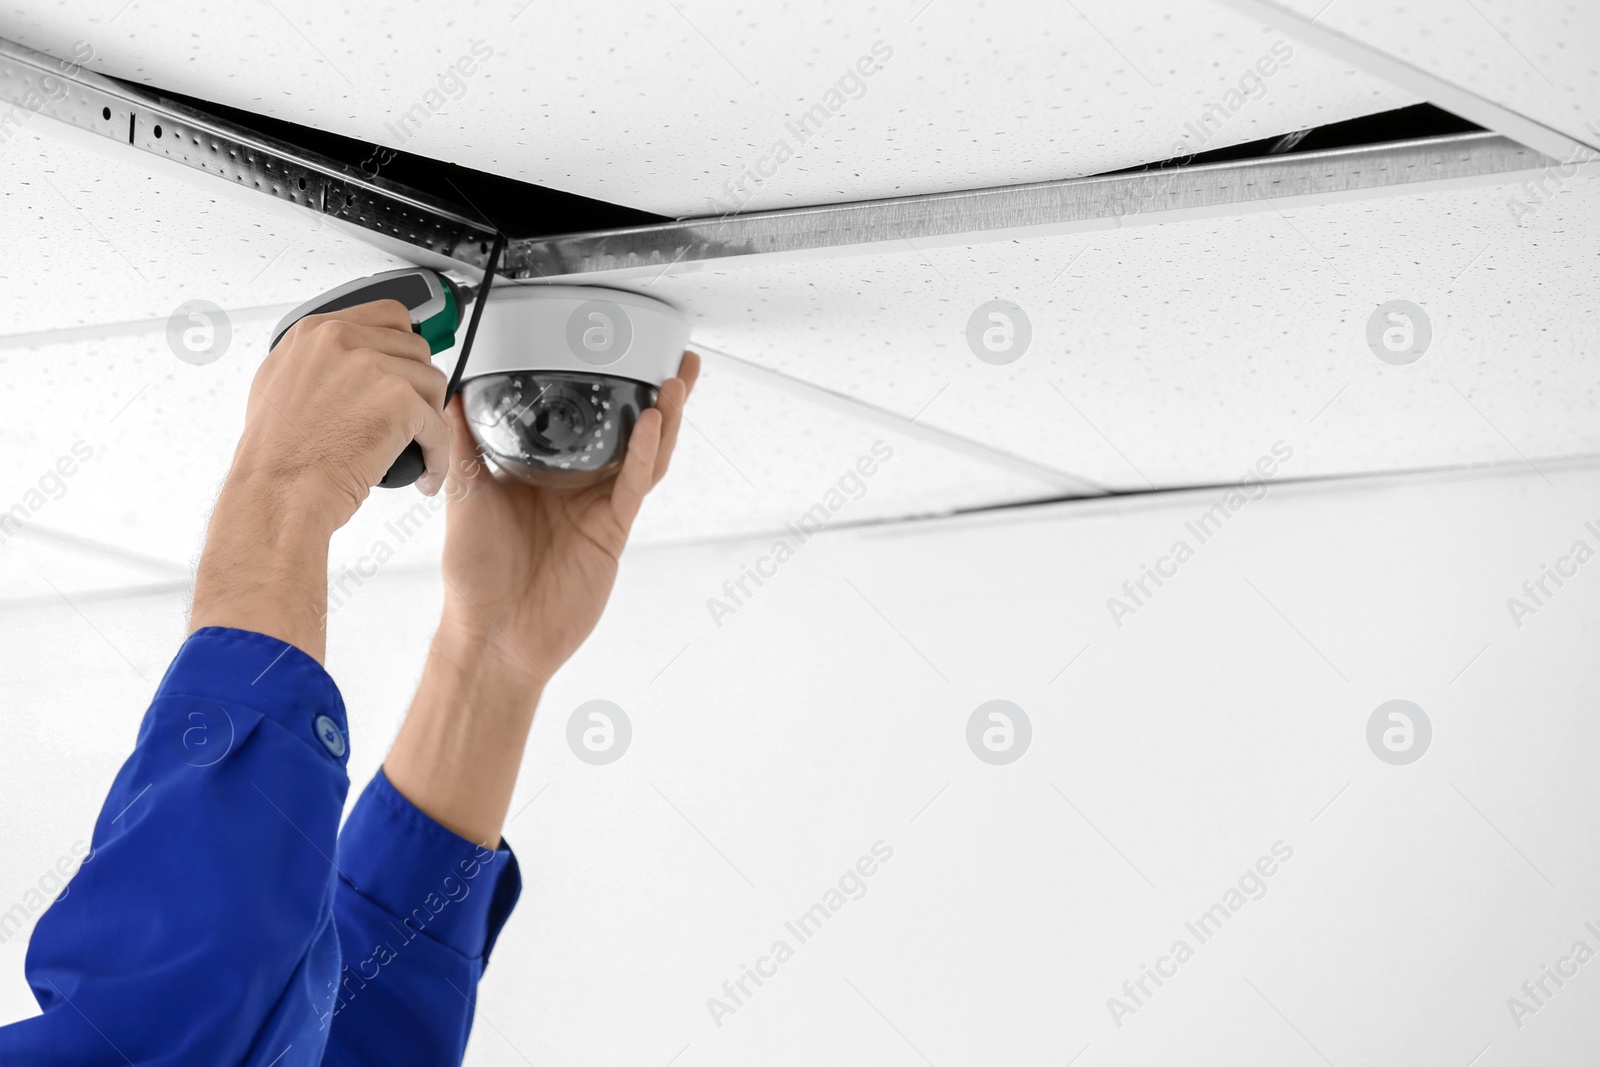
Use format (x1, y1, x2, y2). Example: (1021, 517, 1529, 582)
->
(656, 171, 1600, 490)
(7, 113, 1598, 588)
(2, 0, 1417, 215)
(0, 125, 1070, 582)
(2, 0, 1597, 590)
(0, 122, 411, 336)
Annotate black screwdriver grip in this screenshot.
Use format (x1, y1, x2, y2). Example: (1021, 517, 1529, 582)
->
(377, 234, 504, 490)
(379, 441, 427, 489)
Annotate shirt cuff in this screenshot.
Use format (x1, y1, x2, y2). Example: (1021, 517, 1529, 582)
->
(153, 626, 349, 768)
(336, 769, 522, 961)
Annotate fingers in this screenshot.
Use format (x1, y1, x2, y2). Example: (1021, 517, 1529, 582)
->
(609, 407, 663, 533)
(369, 348, 448, 494)
(651, 378, 687, 488)
(284, 302, 432, 363)
(678, 349, 703, 396)
(379, 352, 449, 411)
(651, 350, 701, 487)
(311, 298, 414, 335)
(408, 391, 455, 497)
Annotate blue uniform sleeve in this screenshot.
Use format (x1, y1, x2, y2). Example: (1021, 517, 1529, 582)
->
(0, 626, 353, 1066)
(0, 626, 523, 1066)
(321, 770, 521, 1065)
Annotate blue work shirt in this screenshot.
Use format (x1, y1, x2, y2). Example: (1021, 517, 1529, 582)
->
(0, 626, 521, 1065)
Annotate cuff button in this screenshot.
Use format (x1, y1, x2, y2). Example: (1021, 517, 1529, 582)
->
(313, 714, 347, 759)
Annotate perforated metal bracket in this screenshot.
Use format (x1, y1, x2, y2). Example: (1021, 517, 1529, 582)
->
(0, 36, 496, 265)
(500, 131, 1552, 281)
(1, 35, 1557, 285)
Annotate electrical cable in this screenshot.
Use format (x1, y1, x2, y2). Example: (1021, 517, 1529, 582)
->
(446, 230, 508, 403)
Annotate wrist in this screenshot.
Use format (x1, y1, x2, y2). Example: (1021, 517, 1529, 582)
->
(386, 610, 547, 847)
(220, 450, 347, 539)
(189, 469, 336, 661)
(432, 608, 552, 696)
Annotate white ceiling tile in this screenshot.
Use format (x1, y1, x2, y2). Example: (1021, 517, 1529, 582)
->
(5, 0, 1415, 215)
(0, 120, 408, 336)
(1261, 0, 1600, 151)
(4, 108, 1594, 582)
(0, 318, 1063, 588)
(645, 173, 1600, 488)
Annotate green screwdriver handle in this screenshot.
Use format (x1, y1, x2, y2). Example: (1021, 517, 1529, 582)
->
(270, 267, 464, 488)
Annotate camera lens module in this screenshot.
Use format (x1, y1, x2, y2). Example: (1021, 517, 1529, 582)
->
(463, 372, 659, 487)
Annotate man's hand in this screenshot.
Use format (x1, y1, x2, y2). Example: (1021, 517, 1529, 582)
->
(383, 351, 700, 845)
(235, 300, 453, 518)
(437, 350, 702, 681)
(190, 300, 451, 662)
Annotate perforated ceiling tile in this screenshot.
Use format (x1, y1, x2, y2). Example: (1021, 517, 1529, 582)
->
(1, 1, 1590, 610)
(643, 173, 1600, 489)
(0, 318, 1063, 590)
(5, 1, 1415, 216)
(1260, 0, 1600, 151)
(0, 326, 250, 575)
(0, 121, 408, 336)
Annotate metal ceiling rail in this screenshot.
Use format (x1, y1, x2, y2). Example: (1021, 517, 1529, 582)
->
(0, 36, 496, 264)
(1, 34, 1570, 512)
(503, 131, 1551, 281)
(1215, 0, 1600, 166)
(2, 35, 1556, 283)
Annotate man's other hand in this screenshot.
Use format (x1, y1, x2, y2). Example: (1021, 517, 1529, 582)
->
(381, 351, 700, 845)
(190, 300, 449, 662)
(436, 350, 701, 685)
(237, 299, 451, 528)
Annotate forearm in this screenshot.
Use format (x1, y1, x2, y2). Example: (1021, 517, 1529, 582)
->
(383, 612, 547, 846)
(382, 356, 697, 843)
(190, 469, 336, 662)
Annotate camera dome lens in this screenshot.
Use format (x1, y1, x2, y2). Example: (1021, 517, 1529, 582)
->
(523, 390, 589, 450)
(462, 372, 659, 487)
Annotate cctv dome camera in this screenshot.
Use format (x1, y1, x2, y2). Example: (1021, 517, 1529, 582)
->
(459, 286, 691, 487)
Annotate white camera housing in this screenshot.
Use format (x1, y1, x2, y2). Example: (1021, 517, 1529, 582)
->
(463, 285, 691, 382)
(458, 285, 691, 487)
